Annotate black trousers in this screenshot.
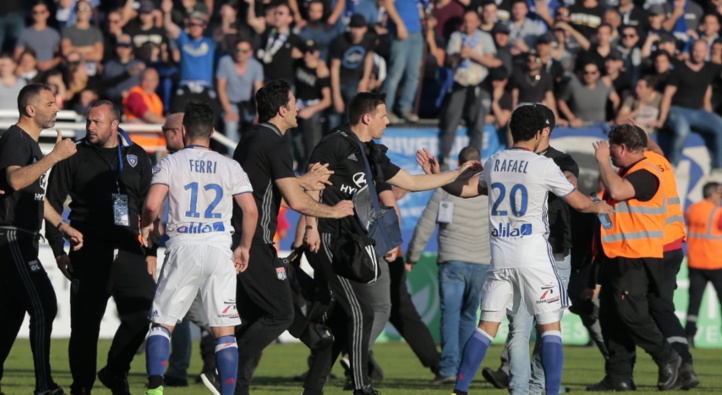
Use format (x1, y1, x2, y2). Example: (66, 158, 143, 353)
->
(598, 255, 675, 382)
(438, 84, 488, 166)
(0, 229, 57, 393)
(303, 233, 375, 394)
(648, 248, 692, 364)
(686, 267, 722, 338)
(388, 257, 441, 370)
(68, 240, 155, 393)
(235, 244, 294, 395)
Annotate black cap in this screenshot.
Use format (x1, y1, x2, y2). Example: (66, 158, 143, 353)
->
(537, 104, 555, 131)
(488, 66, 508, 81)
(492, 23, 510, 35)
(349, 14, 367, 28)
(607, 50, 623, 61)
(139, 0, 155, 13)
(648, 4, 665, 16)
(658, 32, 676, 44)
(536, 32, 556, 45)
(300, 39, 318, 53)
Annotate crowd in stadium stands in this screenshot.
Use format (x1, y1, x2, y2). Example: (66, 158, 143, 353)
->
(3, 0, 722, 169)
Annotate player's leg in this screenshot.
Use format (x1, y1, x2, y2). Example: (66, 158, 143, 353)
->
(202, 245, 242, 395)
(684, 268, 707, 342)
(453, 269, 511, 395)
(146, 245, 202, 393)
(0, 235, 30, 389)
(506, 304, 535, 395)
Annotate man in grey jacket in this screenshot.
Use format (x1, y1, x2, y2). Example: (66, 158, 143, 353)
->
(405, 146, 491, 384)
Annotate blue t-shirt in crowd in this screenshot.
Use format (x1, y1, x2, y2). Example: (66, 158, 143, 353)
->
(299, 23, 337, 61)
(388, 0, 422, 34)
(215, 55, 264, 103)
(176, 30, 216, 85)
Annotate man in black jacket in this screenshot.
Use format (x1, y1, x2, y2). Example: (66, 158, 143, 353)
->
(45, 100, 156, 395)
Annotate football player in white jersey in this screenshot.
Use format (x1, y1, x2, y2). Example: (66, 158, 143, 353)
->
(417, 104, 613, 395)
(139, 102, 259, 395)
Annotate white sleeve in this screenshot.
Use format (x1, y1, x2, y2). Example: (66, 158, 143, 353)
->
(479, 159, 491, 188)
(151, 156, 171, 186)
(232, 162, 253, 195)
(544, 160, 575, 198)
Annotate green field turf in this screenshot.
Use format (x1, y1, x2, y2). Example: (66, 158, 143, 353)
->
(2, 340, 721, 394)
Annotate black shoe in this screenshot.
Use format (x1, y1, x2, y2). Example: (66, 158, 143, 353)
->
(97, 367, 130, 395)
(431, 375, 456, 385)
(368, 352, 384, 382)
(352, 385, 380, 395)
(343, 377, 354, 391)
(657, 353, 681, 391)
(163, 375, 189, 387)
(481, 367, 509, 389)
(673, 362, 700, 390)
(586, 376, 634, 391)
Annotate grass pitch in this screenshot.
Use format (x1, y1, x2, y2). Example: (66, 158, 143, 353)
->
(2, 340, 721, 394)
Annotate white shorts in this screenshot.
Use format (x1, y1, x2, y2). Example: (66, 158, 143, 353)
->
(480, 266, 568, 325)
(151, 244, 241, 327)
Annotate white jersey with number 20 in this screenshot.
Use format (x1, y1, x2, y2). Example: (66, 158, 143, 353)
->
(151, 148, 253, 250)
(480, 148, 575, 269)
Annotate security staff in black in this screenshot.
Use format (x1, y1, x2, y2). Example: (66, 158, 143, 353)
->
(0, 83, 82, 395)
(231, 80, 355, 395)
(301, 92, 480, 395)
(44, 100, 156, 395)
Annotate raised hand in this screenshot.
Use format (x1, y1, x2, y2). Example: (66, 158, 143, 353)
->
(592, 140, 611, 163)
(300, 162, 333, 191)
(415, 148, 440, 174)
(51, 129, 77, 161)
(458, 160, 483, 179)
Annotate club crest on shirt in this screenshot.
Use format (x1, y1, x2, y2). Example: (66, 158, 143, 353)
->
(127, 154, 138, 168)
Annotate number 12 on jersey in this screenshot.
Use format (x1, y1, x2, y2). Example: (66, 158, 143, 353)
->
(184, 182, 223, 219)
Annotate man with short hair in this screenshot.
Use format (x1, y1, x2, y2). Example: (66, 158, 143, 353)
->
(329, 14, 374, 120)
(60, 0, 104, 77)
(247, 2, 302, 84)
(123, 68, 165, 124)
(162, 112, 185, 153)
(45, 100, 157, 395)
(0, 83, 82, 395)
(14, 0, 62, 72)
(103, 33, 146, 108)
(301, 91, 483, 395)
(232, 80, 356, 395)
(140, 102, 259, 395)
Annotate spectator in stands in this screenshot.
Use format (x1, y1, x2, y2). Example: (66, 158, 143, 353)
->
(14, 0, 61, 72)
(298, 0, 338, 61)
(122, 67, 165, 124)
(170, 0, 210, 26)
(507, 0, 546, 55)
(438, 9, 500, 169)
(161, 0, 219, 115)
(576, 23, 614, 74)
(213, 0, 246, 54)
(16, 50, 41, 83)
(656, 39, 722, 170)
(335, 0, 379, 31)
(618, 0, 648, 30)
(217, 38, 264, 144)
(712, 39, 722, 64)
(651, 49, 674, 92)
(617, 25, 642, 83)
(329, 14, 374, 120)
(568, 0, 604, 39)
(44, 69, 67, 109)
(558, 62, 619, 127)
(510, 51, 556, 114)
(535, 32, 564, 90)
(383, 0, 424, 123)
(645, 5, 667, 37)
(126, 0, 169, 59)
(602, 50, 632, 100)
(248, 1, 302, 84)
(103, 10, 126, 62)
(643, 33, 679, 66)
(0, 2, 24, 54)
(492, 23, 513, 77)
(434, 0, 465, 40)
(691, 13, 721, 57)
(487, 67, 512, 136)
(615, 75, 662, 134)
(663, 0, 703, 42)
(61, 0, 104, 78)
(0, 55, 26, 110)
(293, 39, 332, 168)
(551, 24, 576, 72)
(102, 34, 146, 107)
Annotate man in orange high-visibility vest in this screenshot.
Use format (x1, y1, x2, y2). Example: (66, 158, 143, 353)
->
(685, 182, 722, 347)
(587, 124, 681, 391)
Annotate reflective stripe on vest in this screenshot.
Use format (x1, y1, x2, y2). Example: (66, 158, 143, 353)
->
(687, 200, 722, 269)
(601, 160, 666, 259)
(645, 151, 686, 244)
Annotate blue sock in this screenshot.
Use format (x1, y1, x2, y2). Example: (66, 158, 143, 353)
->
(454, 328, 493, 392)
(215, 335, 239, 395)
(146, 326, 171, 388)
(541, 330, 563, 395)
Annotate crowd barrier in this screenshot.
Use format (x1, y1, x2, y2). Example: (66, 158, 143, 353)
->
(16, 124, 722, 347)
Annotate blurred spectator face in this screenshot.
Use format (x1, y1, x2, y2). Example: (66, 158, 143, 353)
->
(619, 0, 632, 6)
(635, 78, 653, 99)
(32, 3, 50, 24)
(648, 12, 664, 30)
(526, 54, 542, 72)
(605, 57, 623, 75)
(139, 8, 155, 26)
(304, 48, 320, 62)
(182, 0, 198, 8)
(658, 40, 676, 56)
(621, 27, 638, 48)
(116, 35, 133, 59)
(0, 56, 16, 78)
(108, 11, 123, 31)
(18, 51, 38, 74)
(76, 0, 93, 23)
(700, 14, 720, 37)
(654, 53, 671, 74)
(482, 3, 498, 26)
(141, 68, 160, 92)
(536, 41, 552, 58)
(234, 41, 253, 63)
(188, 18, 207, 38)
(511, 1, 528, 21)
(712, 41, 722, 63)
(555, 7, 570, 23)
(462, 11, 481, 35)
(495, 31, 509, 47)
(274, 4, 294, 29)
(308, 1, 324, 23)
(349, 24, 368, 42)
(691, 40, 708, 64)
(604, 10, 621, 30)
(554, 27, 567, 43)
(596, 25, 613, 46)
(582, 64, 600, 85)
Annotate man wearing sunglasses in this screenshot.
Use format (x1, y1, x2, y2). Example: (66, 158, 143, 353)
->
(60, 0, 104, 77)
(14, 0, 62, 72)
